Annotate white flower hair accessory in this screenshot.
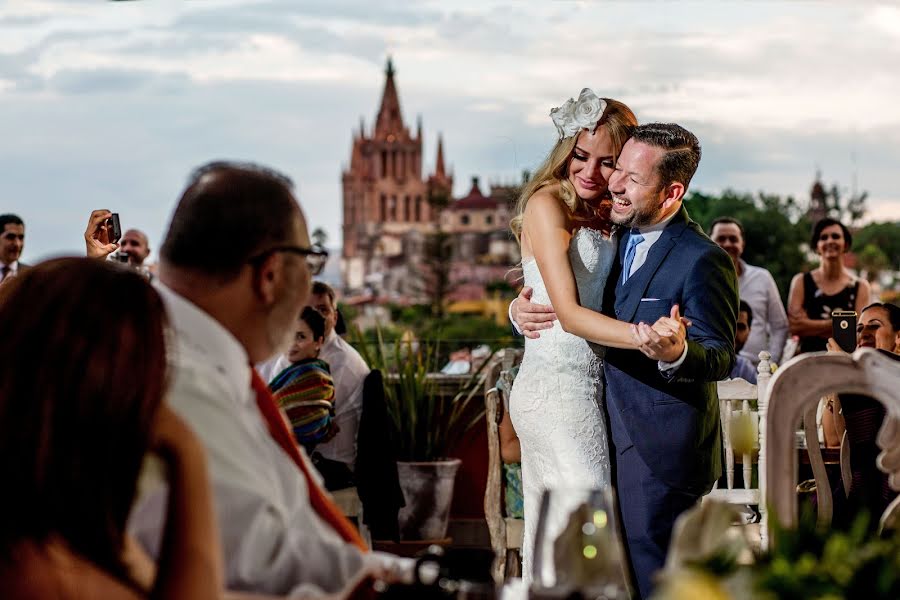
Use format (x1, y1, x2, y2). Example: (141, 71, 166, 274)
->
(550, 88, 608, 140)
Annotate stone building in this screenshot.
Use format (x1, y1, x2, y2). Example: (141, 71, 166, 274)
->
(341, 58, 519, 301)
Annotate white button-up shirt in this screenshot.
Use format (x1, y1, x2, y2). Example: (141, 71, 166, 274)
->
(258, 331, 370, 468)
(737, 259, 788, 364)
(130, 284, 373, 597)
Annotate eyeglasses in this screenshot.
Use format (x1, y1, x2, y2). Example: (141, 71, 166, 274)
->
(819, 232, 842, 241)
(249, 244, 329, 276)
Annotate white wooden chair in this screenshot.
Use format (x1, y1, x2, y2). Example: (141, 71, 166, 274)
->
(764, 348, 900, 543)
(704, 351, 773, 548)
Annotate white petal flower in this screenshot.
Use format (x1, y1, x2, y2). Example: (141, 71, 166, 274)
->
(549, 89, 608, 139)
(572, 88, 607, 132)
(550, 98, 577, 139)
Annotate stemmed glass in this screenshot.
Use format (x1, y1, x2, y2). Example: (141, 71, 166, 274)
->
(531, 487, 631, 599)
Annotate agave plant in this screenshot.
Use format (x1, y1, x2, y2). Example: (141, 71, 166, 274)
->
(352, 325, 494, 462)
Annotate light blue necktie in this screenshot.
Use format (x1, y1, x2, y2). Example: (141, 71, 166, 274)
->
(621, 229, 645, 284)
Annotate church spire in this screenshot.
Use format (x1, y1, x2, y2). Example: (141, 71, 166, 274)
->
(374, 56, 405, 140)
(435, 134, 446, 178)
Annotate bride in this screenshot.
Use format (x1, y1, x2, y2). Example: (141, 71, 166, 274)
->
(508, 90, 679, 582)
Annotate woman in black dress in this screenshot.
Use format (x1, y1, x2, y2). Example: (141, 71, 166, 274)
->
(788, 217, 871, 354)
(788, 217, 871, 448)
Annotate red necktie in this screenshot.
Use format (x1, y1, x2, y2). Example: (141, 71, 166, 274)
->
(250, 369, 367, 551)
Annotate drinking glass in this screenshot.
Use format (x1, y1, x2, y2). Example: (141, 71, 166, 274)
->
(530, 487, 631, 599)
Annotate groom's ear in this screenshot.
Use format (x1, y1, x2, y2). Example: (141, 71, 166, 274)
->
(660, 181, 686, 211)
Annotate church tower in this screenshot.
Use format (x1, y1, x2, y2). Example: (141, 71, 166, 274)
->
(341, 58, 447, 292)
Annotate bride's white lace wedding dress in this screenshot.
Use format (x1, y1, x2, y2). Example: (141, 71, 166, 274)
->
(509, 227, 617, 583)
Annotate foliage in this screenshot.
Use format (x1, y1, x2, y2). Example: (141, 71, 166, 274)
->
(351, 324, 495, 461)
(658, 506, 900, 600)
(855, 221, 900, 270)
(857, 244, 891, 280)
(687, 189, 811, 303)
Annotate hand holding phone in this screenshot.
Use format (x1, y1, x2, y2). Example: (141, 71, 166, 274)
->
(106, 213, 122, 244)
(84, 209, 121, 259)
(832, 310, 858, 353)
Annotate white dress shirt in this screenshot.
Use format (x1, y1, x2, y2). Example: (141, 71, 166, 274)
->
(737, 259, 788, 364)
(258, 331, 370, 468)
(625, 213, 689, 372)
(130, 284, 375, 597)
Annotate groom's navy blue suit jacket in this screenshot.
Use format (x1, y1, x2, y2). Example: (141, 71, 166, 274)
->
(602, 206, 738, 493)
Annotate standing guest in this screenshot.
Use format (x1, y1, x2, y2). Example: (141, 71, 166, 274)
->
(730, 300, 758, 383)
(127, 162, 403, 598)
(788, 217, 871, 354)
(789, 217, 870, 447)
(260, 281, 370, 490)
(827, 302, 900, 528)
(119, 228, 152, 267)
(270, 306, 336, 454)
(0, 258, 221, 600)
(0, 213, 28, 284)
(710, 217, 789, 364)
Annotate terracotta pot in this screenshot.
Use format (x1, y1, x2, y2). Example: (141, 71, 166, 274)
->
(396, 459, 462, 540)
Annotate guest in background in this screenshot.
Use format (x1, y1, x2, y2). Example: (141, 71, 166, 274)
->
(788, 217, 870, 354)
(0, 258, 221, 599)
(259, 281, 370, 490)
(827, 302, 900, 528)
(710, 217, 789, 364)
(0, 213, 28, 284)
(789, 217, 870, 447)
(269, 306, 336, 454)
(730, 300, 758, 383)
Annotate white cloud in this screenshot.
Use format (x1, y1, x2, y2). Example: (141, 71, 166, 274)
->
(2, 0, 900, 262)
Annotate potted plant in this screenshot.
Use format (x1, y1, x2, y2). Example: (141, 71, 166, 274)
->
(354, 326, 495, 540)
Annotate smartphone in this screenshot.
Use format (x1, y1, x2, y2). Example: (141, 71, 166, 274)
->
(107, 213, 122, 244)
(832, 310, 858, 352)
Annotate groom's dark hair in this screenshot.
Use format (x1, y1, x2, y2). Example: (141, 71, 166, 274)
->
(632, 123, 701, 191)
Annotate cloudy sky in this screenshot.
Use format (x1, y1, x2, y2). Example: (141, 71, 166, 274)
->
(3, 0, 900, 264)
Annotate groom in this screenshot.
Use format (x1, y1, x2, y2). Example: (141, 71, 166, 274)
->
(512, 123, 738, 598)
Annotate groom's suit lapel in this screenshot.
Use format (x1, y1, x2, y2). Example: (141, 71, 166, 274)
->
(615, 207, 691, 323)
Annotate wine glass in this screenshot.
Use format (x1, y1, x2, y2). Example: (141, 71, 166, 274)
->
(531, 487, 631, 599)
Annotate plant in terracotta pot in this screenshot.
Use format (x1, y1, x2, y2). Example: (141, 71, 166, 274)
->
(354, 326, 495, 540)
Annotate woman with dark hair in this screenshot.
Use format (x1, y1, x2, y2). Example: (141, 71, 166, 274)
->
(788, 217, 871, 447)
(0, 258, 221, 599)
(788, 217, 871, 355)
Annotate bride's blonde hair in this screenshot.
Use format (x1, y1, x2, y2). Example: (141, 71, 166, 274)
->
(510, 98, 637, 242)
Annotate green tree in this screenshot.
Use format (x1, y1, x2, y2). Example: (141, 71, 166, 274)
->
(854, 222, 900, 270)
(856, 244, 890, 281)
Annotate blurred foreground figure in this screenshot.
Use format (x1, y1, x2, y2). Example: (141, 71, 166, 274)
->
(0, 258, 221, 600)
(130, 161, 402, 598)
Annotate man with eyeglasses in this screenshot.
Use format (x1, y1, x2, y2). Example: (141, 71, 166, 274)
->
(0, 214, 28, 285)
(129, 162, 404, 597)
(729, 300, 758, 383)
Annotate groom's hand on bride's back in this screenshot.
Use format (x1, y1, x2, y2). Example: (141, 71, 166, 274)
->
(511, 286, 557, 339)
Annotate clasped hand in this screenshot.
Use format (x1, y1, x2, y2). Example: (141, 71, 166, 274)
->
(631, 304, 689, 363)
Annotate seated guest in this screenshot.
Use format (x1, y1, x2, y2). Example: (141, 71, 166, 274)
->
(0, 258, 221, 599)
(270, 307, 336, 453)
(260, 281, 370, 491)
(128, 162, 406, 597)
(730, 300, 758, 383)
(497, 368, 524, 520)
(827, 302, 900, 528)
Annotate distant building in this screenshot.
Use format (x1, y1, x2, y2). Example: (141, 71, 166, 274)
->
(341, 58, 519, 302)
